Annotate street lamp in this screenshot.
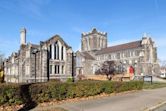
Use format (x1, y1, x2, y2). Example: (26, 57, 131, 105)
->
(72, 52, 76, 82)
(32, 49, 39, 83)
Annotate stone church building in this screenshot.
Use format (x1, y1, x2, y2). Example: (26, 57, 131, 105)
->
(4, 28, 73, 83)
(4, 28, 159, 83)
(76, 28, 159, 77)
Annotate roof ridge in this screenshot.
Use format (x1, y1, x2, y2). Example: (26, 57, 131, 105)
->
(96, 40, 142, 55)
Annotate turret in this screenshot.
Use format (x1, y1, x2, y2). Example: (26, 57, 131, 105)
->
(20, 28, 26, 45)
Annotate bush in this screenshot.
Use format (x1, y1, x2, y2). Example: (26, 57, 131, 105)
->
(0, 81, 143, 105)
(0, 83, 23, 105)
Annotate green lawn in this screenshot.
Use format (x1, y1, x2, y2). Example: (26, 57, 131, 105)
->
(143, 82, 166, 89)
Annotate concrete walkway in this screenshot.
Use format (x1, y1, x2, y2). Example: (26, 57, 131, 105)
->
(32, 87, 166, 111)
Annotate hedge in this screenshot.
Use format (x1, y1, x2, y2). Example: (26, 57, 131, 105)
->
(0, 81, 143, 105)
(0, 84, 23, 105)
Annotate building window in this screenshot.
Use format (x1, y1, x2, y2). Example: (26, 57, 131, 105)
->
(55, 65, 60, 74)
(57, 44, 59, 60)
(49, 45, 52, 59)
(54, 42, 59, 60)
(54, 43, 56, 59)
(57, 65, 59, 74)
(55, 65, 57, 74)
(61, 46, 64, 60)
(49, 65, 52, 74)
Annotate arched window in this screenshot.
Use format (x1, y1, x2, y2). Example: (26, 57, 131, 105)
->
(57, 44, 59, 59)
(54, 42, 56, 59)
(54, 42, 59, 60)
(61, 46, 64, 60)
(49, 44, 52, 59)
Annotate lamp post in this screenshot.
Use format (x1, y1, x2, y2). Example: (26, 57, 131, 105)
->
(72, 52, 76, 82)
(32, 49, 39, 83)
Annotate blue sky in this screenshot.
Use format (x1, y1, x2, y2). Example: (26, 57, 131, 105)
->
(0, 0, 166, 60)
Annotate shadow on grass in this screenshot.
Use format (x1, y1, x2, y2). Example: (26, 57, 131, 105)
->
(18, 84, 38, 111)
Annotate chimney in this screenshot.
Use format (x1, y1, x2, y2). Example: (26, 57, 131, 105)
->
(20, 28, 26, 45)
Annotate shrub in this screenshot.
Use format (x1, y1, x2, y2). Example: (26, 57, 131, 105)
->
(29, 83, 52, 103)
(0, 80, 143, 105)
(0, 83, 23, 105)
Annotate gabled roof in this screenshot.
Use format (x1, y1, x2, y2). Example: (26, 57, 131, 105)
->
(96, 40, 142, 55)
(44, 35, 71, 48)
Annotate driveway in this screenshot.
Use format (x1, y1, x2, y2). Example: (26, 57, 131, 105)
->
(32, 87, 166, 111)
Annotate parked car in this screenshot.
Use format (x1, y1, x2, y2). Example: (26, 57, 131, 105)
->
(160, 73, 166, 79)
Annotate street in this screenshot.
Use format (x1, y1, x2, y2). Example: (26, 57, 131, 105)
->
(32, 87, 166, 111)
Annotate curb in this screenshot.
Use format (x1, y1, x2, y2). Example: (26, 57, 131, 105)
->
(144, 101, 166, 111)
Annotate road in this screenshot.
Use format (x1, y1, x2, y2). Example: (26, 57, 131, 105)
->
(32, 87, 166, 111)
(60, 88, 166, 111)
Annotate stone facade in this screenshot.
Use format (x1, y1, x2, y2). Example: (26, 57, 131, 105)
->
(4, 28, 73, 83)
(76, 28, 159, 77)
(4, 28, 160, 83)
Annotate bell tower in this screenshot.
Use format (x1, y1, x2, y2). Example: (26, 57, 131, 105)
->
(81, 28, 107, 52)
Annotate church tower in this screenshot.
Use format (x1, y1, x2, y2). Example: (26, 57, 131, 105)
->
(81, 28, 107, 52)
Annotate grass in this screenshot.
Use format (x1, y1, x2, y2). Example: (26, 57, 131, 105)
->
(143, 82, 166, 89)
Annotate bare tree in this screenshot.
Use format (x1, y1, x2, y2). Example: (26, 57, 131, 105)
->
(95, 61, 116, 80)
(160, 60, 166, 67)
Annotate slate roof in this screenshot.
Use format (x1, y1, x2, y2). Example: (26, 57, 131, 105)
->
(31, 44, 40, 48)
(96, 40, 142, 55)
(82, 52, 95, 60)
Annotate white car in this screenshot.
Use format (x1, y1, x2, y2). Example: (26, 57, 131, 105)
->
(160, 73, 166, 79)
